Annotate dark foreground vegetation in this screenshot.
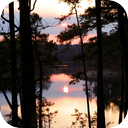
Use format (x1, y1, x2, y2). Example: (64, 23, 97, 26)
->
(0, 0, 128, 128)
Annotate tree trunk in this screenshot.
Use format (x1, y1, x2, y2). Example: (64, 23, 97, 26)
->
(118, 4, 128, 117)
(20, 0, 37, 127)
(34, 36, 43, 128)
(74, 6, 91, 128)
(9, 2, 18, 127)
(17, 73, 24, 124)
(0, 106, 2, 128)
(119, 56, 124, 124)
(125, 0, 128, 37)
(39, 61, 43, 128)
(95, 0, 105, 128)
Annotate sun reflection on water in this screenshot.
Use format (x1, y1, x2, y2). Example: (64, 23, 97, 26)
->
(44, 73, 121, 127)
(0, 73, 122, 127)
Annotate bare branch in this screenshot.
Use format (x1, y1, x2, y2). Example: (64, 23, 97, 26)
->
(1, 14, 9, 23)
(37, 24, 57, 30)
(1, 12, 19, 30)
(37, 17, 58, 30)
(31, 0, 37, 12)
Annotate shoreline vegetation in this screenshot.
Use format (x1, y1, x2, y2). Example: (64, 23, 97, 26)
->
(73, 66, 121, 80)
(55, 44, 122, 79)
(83, 69, 120, 79)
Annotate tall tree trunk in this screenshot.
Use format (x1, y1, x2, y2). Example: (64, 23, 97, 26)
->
(119, 56, 124, 124)
(20, 0, 37, 128)
(0, 106, 2, 128)
(95, 0, 105, 128)
(125, 0, 128, 37)
(34, 36, 43, 128)
(74, 5, 91, 128)
(17, 72, 24, 123)
(118, 4, 128, 117)
(39, 61, 43, 128)
(9, 2, 18, 127)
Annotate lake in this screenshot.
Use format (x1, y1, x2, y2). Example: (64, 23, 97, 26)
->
(0, 66, 124, 128)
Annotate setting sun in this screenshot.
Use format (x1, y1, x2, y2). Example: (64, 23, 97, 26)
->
(63, 86, 69, 93)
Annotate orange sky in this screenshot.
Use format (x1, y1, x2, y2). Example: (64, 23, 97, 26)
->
(0, 0, 96, 44)
(31, 0, 95, 17)
(1, 0, 95, 17)
(1, 0, 94, 17)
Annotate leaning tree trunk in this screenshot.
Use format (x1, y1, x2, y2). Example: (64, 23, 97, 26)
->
(118, 4, 128, 117)
(95, 0, 105, 128)
(9, 2, 18, 127)
(20, 0, 37, 128)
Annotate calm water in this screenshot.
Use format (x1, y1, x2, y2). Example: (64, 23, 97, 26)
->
(43, 73, 123, 128)
(0, 67, 124, 128)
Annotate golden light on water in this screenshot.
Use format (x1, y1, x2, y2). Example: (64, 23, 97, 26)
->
(0, 73, 122, 127)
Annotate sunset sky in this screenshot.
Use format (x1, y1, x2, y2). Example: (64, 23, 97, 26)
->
(0, 73, 120, 127)
(0, 0, 128, 43)
(0, 0, 97, 43)
(30, 0, 96, 43)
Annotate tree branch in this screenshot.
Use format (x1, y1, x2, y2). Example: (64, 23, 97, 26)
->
(31, 0, 37, 12)
(1, 13, 19, 30)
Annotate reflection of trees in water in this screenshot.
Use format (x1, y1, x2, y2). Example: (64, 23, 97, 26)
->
(88, 78, 122, 109)
(104, 78, 121, 109)
(51, 66, 122, 109)
(67, 68, 122, 109)
(36, 81, 51, 92)
(38, 68, 121, 108)
(35, 66, 53, 91)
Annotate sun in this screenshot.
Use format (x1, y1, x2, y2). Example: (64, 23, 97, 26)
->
(61, 23, 67, 27)
(63, 86, 69, 93)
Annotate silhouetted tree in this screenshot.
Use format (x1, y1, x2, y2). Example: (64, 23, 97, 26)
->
(9, 2, 18, 126)
(119, 56, 124, 124)
(36, 97, 58, 128)
(95, 0, 105, 128)
(117, 4, 128, 117)
(70, 109, 98, 128)
(57, 1, 91, 128)
(0, 106, 2, 128)
(20, 0, 37, 127)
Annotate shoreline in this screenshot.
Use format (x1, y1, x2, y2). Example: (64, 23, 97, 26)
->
(85, 69, 121, 78)
(73, 67, 121, 80)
